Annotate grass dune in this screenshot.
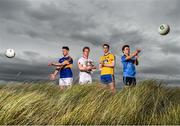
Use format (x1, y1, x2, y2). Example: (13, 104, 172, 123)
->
(0, 80, 179, 125)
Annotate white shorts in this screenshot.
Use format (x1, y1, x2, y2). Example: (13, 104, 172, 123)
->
(59, 78, 73, 86)
(79, 77, 92, 85)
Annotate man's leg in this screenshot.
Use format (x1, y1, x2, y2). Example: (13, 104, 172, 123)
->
(88, 77, 92, 84)
(59, 78, 65, 90)
(108, 83, 115, 93)
(109, 75, 116, 93)
(123, 77, 136, 87)
(66, 78, 73, 89)
(100, 75, 109, 88)
(132, 77, 136, 86)
(100, 74, 115, 93)
(123, 76, 131, 88)
(60, 86, 65, 90)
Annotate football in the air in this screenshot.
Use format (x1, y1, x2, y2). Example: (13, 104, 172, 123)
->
(158, 24, 170, 35)
(5, 49, 16, 58)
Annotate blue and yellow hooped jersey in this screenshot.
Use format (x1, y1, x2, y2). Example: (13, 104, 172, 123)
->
(59, 56, 73, 78)
(100, 53, 115, 75)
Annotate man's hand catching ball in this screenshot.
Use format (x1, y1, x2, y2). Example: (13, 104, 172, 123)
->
(135, 49, 141, 55)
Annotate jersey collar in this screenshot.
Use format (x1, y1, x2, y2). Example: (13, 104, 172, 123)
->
(104, 52, 110, 56)
(83, 55, 88, 59)
(64, 55, 69, 58)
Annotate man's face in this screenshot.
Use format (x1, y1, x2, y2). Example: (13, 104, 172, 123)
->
(103, 46, 109, 54)
(123, 47, 130, 55)
(83, 49, 90, 57)
(62, 49, 69, 56)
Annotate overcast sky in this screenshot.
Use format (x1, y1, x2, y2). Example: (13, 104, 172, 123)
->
(0, 0, 180, 85)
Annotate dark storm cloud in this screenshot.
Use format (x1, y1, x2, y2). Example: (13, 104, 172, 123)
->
(0, 0, 29, 12)
(110, 27, 146, 48)
(69, 24, 146, 48)
(139, 57, 180, 76)
(0, 0, 97, 41)
(0, 52, 50, 81)
(0, 51, 80, 82)
(70, 33, 104, 46)
(0, 0, 180, 85)
(150, 0, 180, 21)
(0, 0, 29, 20)
(23, 51, 40, 57)
(159, 42, 180, 55)
(26, 3, 60, 21)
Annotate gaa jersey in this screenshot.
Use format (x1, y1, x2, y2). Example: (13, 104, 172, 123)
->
(78, 57, 93, 84)
(121, 55, 136, 77)
(59, 56, 73, 78)
(100, 53, 115, 75)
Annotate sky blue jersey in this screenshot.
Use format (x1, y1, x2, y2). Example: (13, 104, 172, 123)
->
(121, 55, 136, 77)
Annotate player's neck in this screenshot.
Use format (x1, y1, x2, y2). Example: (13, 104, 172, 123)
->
(124, 53, 129, 56)
(104, 52, 110, 56)
(83, 55, 88, 59)
(64, 54, 69, 57)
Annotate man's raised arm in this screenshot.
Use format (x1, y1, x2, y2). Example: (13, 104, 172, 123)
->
(126, 49, 141, 60)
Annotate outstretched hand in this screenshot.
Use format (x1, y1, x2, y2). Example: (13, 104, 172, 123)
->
(48, 63, 53, 66)
(136, 49, 141, 53)
(134, 49, 141, 56)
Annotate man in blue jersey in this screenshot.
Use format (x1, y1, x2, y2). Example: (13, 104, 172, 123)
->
(121, 45, 141, 86)
(48, 46, 73, 90)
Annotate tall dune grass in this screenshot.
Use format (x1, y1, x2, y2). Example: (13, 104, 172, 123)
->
(0, 80, 179, 125)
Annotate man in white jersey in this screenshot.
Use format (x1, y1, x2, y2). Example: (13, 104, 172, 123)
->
(78, 47, 96, 84)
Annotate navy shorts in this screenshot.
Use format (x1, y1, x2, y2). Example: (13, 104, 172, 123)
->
(101, 74, 114, 84)
(123, 76, 136, 86)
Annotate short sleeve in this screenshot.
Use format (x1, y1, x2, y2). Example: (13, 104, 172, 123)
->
(109, 54, 115, 63)
(121, 55, 127, 62)
(59, 58, 63, 63)
(78, 58, 83, 65)
(69, 57, 73, 64)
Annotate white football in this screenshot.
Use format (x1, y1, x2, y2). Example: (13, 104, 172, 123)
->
(158, 24, 170, 35)
(5, 49, 16, 58)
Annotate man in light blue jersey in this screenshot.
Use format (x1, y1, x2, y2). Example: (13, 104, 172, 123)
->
(121, 45, 141, 86)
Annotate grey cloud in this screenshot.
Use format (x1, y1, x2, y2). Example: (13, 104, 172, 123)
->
(0, 0, 180, 85)
(139, 57, 180, 76)
(70, 33, 104, 46)
(0, 62, 50, 81)
(0, 52, 81, 82)
(159, 42, 180, 55)
(0, 0, 97, 42)
(26, 3, 60, 21)
(0, 52, 50, 81)
(23, 51, 40, 57)
(0, 0, 29, 12)
(0, 0, 30, 20)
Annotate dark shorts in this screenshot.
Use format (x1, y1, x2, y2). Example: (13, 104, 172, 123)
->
(123, 76, 136, 86)
(101, 74, 114, 85)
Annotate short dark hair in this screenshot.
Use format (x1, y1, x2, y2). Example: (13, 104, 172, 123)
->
(62, 46, 69, 51)
(83, 46, 90, 52)
(103, 44, 110, 49)
(122, 45, 130, 52)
